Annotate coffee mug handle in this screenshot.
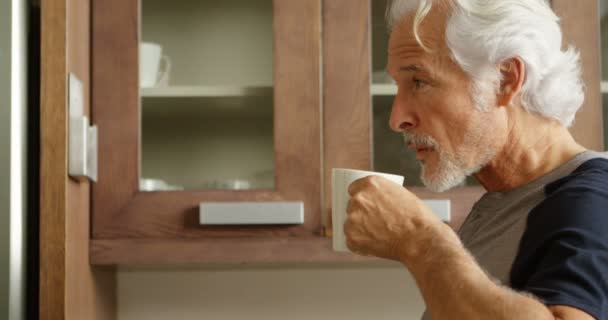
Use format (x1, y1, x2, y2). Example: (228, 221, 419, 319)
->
(156, 55, 171, 87)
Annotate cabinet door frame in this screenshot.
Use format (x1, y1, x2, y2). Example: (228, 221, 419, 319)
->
(91, 0, 324, 260)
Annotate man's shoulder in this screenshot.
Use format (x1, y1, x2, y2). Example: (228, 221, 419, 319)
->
(545, 157, 608, 197)
(510, 158, 608, 319)
(528, 157, 608, 231)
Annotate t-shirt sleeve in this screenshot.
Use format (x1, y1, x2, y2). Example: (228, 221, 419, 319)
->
(510, 173, 608, 320)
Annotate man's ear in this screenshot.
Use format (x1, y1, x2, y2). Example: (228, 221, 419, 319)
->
(496, 57, 526, 107)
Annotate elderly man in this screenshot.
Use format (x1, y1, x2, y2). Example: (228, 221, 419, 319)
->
(344, 1, 608, 319)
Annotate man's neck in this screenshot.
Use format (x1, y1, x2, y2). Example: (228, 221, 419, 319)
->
(474, 111, 586, 193)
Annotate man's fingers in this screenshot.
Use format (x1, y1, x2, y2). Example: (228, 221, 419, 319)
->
(347, 176, 375, 196)
(346, 197, 358, 215)
(344, 223, 367, 256)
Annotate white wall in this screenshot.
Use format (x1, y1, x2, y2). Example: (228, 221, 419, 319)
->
(118, 265, 426, 320)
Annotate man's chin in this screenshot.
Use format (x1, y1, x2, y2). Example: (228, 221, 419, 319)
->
(420, 166, 467, 193)
(421, 178, 458, 193)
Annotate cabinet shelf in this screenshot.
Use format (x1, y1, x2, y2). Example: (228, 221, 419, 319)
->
(140, 84, 396, 116)
(141, 85, 273, 98)
(142, 84, 397, 98)
(141, 86, 274, 117)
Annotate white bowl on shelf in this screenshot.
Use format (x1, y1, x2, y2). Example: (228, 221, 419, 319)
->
(140, 178, 183, 191)
(203, 179, 252, 190)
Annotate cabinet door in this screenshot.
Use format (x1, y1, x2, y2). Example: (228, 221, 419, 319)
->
(91, 0, 323, 263)
(323, 0, 603, 234)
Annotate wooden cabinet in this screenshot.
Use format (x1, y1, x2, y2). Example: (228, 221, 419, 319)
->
(90, 0, 603, 265)
(91, 0, 332, 264)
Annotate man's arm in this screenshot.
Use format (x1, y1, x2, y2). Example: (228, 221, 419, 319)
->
(402, 222, 595, 320)
(344, 176, 598, 320)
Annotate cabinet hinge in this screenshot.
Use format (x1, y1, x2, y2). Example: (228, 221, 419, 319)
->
(68, 73, 98, 182)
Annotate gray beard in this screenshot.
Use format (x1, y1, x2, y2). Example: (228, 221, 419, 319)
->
(420, 149, 473, 192)
(419, 138, 496, 193)
(402, 117, 497, 192)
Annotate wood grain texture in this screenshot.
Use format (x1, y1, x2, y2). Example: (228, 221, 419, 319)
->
(91, 0, 140, 235)
(323, 0, 373, 231)
(65, 6, 92, 318)
(41, 0, 116, 318)
(40, 0, 67, 317)
(92, 0, 323, 240)
(553, 0, 604, 150)
(91, 237, 386, 266)
(66, 0, 117, 319)
(273, 0, 323, 233)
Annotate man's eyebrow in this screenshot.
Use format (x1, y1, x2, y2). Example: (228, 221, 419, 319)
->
(399, 65, 424, 73)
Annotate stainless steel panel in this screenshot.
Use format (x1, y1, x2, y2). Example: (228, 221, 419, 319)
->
(0, 0, 10, 315)
(1, 0, 28, 319)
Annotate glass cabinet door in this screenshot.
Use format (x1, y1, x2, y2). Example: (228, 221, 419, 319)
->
(139, 0, 275, 191)
(92, 0, 322, 242)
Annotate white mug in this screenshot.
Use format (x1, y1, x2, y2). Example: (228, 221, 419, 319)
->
(331, 168, 404, 252)
(139, 42, 171, 88)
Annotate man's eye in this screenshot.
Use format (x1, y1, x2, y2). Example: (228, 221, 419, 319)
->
(413, 78, 427, 89)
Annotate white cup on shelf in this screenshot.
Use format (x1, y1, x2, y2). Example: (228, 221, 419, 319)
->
(139, 42, 171, 88)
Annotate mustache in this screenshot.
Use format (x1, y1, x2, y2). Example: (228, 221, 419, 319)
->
(402, 132, 439, 149)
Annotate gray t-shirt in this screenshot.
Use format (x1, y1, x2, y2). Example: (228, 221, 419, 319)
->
(420, 150, 607, 320)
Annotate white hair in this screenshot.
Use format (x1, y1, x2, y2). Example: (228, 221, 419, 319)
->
(387, 0, 584, 127)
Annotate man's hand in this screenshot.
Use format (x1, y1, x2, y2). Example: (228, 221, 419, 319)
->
(343, 175, 456, 262)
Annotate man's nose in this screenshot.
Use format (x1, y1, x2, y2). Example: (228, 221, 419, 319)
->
(389, 94, 416, 132)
